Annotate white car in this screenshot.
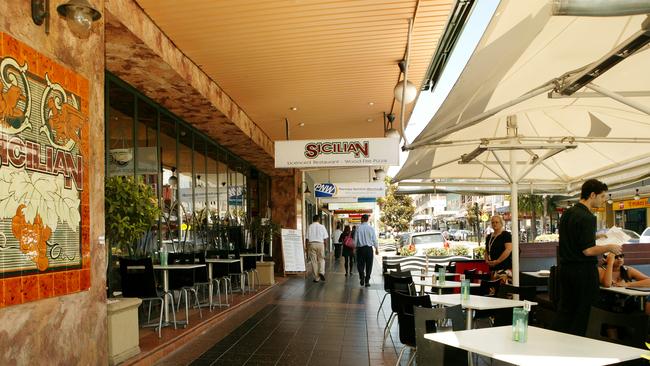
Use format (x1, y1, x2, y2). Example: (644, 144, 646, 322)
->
(640, 227, 650, 244)
(409, 231, 448, 255)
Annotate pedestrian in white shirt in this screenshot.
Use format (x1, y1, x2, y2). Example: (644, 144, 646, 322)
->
(333, 223, 343, 260)
(305, 215, 329, 282)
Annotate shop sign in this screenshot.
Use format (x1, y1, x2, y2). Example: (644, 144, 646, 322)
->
(0, 33, 91, 305)
(613, 198, 650, 211)
(314, 182, 385, 198)
(320, 197, 377, 203)
(328, 202, 375, 211)
(274, 137, 399, 168)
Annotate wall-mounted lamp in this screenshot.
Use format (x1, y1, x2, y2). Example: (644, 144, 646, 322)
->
(57, 0, 102, 39)
(300, 181, 312, 197)
(384, 112, 400, 139)
(168, 167, 178, 187)
(374, 169, 386, 181)
(607, 194, 613, 205)
(634, 189, 640, 200)
(31, 0, 50, 34)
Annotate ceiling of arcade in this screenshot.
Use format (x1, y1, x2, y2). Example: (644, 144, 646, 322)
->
(104, 0, 454, 175)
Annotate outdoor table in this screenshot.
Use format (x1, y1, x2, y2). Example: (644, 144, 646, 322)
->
(207, 258, 245, 296)
(424, 325, 646, 366)
(600, 286, 649, 311)
(522, 270, 550, 278)
(153, 264, 205, 326)
(409, 271, 460, 278)
(428, 294, 536, 330)
(413, 279, 479, 296)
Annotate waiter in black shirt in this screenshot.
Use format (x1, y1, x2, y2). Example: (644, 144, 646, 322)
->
(554, 179, 622, 336)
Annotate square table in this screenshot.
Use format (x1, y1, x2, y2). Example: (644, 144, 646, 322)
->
(600, 286, 649, 311)
(522, 270, 550, 278)
(429, 294, 536, 330)
(425, 325, 646, 366)
(206, 258, 243, 306)
(153, 264, 206, 325)
(413, 279, 479, 296)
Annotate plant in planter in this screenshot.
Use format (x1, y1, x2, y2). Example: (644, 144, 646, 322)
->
(105, 176, 161, 295)
(450, 244, 470, 257)
(426, 247, 449, 257)
(473, 245, 486, 259)
(250, 217, 281, 255)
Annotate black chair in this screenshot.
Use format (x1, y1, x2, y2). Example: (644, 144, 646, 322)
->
(586, 306, 649, 348)
(194, 252, 223, 310)
(242, 255, 260, 292)
(206, 249, 232, 304)
(394, 291, 433, 365)
(414, 305, 468, 366)
(464, 269, 491, 284)
(168, 253, 202, 325)
(119, 257, 176, 338)
(493, 284, 537, 326)
(377, 267, 406, 318)
(474, 278, 501, 296)
(228, 253, 249, 295)
(382, 273, 415, 350)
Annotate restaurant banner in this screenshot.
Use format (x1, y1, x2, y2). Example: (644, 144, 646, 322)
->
(328, 202, 375, 211)
(274, 137, 399, 168)
(0, 33, 91, 306)
(314, 182, 385, 198)
(613, 198, 650, 211)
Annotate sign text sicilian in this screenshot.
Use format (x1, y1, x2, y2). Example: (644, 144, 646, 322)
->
(275, 137, 399, 168)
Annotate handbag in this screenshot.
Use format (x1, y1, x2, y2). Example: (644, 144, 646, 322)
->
(343, 235, 355, 249)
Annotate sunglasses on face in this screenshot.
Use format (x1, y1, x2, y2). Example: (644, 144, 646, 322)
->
(615, 254, 625, 259)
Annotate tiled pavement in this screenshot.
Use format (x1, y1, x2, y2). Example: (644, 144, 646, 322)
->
(181, 255, 411, 366)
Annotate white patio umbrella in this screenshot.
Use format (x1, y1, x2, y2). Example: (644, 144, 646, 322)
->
(394, 0, 650, 285)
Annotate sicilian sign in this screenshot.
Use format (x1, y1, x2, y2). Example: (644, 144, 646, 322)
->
(0, 33, 91, 305)
(314, 182, 385, 198)
(274, 137, 399, 168)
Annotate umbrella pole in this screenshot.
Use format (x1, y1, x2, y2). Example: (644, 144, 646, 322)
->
(510, 149, 520, 287)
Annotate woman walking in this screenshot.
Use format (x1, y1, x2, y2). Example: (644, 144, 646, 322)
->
(341, 225, 354, 276)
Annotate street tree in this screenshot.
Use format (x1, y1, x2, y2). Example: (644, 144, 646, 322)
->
(377, 177, 415, 232)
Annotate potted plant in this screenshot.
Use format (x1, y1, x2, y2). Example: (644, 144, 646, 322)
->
(250, 217, 281, 285)
(104, 176, 161, 364)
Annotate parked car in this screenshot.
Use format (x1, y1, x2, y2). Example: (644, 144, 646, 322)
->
(640, 227, 650, 244)
(446, 229, 458, 240)
(453, 230, 472, 241)
(397, 231, 447, 255)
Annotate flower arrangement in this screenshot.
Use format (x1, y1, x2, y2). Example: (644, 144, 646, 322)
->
(473, 245, 486, 259)
(426, 247, 449, 257)
(450, 244, 470, 256)
(399, 244, 416, 256)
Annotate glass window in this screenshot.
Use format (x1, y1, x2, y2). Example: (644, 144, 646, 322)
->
(193, 135, 207, 250)
(160, 114, 178, 250)
(218, 151, 229, 222)
(107, 81, 134, 176)
(178, 126, 193, 251)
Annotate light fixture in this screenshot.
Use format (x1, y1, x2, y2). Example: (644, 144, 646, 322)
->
(607, 194, 613, 205)
(367, 118, 373, 122)
(168, 167, 178, 187)
(374, 169, 386, 180)
(393, 79, 417, 104)
(289, 106, 298, 111)
(56, 0, 102, 39)
(634, 189, 640, 200)
(368, 102, 375, 106)
(300, 181, 312, 197)
(384, 112, 400, 139)
(31, 0, 50, 33)
(298, 122, 305, 127)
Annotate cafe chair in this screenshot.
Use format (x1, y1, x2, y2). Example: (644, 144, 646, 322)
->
(382, 273, 415, 350)
(119, 257, 176, 338)
(194, 252, 222, 310)
(168, 253, 203, 326)
(414, 305, 468, 366)
(394, 291, 433, 366)
(464, 269, 491, 284)
(586, 306, 649, 348)
(228, 254, 250, 295)
(207, 250, 232, 304)
(242, 255, 260, 292)
(377, 267, 405, 318)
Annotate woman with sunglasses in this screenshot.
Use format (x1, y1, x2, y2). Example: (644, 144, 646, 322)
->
(599, 252, 650, 314)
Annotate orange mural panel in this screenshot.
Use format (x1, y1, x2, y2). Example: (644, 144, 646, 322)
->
(0, 32, 91, 306)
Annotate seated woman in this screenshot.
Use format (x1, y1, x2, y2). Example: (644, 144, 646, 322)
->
(598, 252, 650, 315)
(485, 215, 512, 284)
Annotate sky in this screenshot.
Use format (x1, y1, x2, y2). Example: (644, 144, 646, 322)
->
(388, 0, 499, 177)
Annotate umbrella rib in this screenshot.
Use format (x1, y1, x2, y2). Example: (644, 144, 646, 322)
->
(490, 151, 512, 183)
(393, 156, 462, 182)
(586, 83, 650, 117)
(518, 148, 568, 182)
(474, 158, 511, 184)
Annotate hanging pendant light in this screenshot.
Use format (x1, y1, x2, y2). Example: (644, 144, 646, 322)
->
(607, 194, 613, 205)
(634, 189, 640, 200)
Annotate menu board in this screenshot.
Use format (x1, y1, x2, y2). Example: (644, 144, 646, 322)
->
(281, 228, 306, 273)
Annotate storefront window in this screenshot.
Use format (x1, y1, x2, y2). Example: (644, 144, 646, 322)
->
(160, 113, 178, 250)
(107, 81, 134, 176)
(193, 135, 208, 250)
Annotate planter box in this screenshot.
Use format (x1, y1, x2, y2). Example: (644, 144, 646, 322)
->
(107, 297, 142, 365)
(257, 261, 275, 285)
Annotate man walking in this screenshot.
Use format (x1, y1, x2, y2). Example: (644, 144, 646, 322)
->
(355, 214, 379, 287)
(554, 179, 622, 336)
(305, 215, 329, 283)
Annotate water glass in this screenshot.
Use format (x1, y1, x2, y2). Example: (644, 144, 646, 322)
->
(159, 250, 168, 266)
(438, 267, 446, 285)
(512, 307, 529, 343)
(460, 279, 470, 303)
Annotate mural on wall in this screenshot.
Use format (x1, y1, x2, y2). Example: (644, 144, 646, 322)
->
(0, 32, 90, 307)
